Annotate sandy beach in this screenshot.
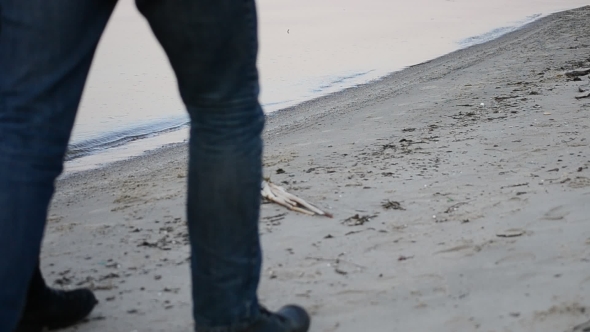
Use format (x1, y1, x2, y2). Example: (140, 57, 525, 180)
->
(45, 6, 590, 332)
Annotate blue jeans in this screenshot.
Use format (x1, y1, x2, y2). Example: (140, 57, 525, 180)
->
(0, 0, 265, 331)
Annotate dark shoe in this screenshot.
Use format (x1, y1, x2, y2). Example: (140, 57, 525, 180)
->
(244, 305, 310, 332)
(14, 287, 98, 332)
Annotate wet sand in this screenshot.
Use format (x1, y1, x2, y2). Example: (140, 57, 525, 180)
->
(46, 6, 590, 332)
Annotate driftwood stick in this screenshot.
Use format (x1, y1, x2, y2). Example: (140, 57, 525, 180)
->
(261, 180, 332, 217)
(268, 183, 326, 216)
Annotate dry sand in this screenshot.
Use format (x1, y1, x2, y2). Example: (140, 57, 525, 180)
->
(45, 6, 590, 332)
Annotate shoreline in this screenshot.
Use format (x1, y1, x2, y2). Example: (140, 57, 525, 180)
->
(69, 0, 584, 157)
(48, 6, 590, 332)
(59, 9, 576, 181)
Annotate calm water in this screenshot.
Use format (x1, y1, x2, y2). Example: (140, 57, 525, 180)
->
(65, 0, 588, 172)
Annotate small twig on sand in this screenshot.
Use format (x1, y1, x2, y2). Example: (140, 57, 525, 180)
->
(261, 179, 333, 218)
(305, 256, 366, 269)
(565, 68, 590, 78)
(500, 182, 529, 189)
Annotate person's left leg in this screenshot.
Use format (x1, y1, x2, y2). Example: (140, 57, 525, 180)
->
(136, 1, 310, 331)
(136, 0, 265, 327)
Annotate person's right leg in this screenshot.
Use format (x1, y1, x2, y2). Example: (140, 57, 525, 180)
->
(0, 1, 117, 331)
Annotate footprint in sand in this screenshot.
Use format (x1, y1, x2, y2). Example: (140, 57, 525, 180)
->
(543, 205, 571, 221)
(434, 243, 481, 259)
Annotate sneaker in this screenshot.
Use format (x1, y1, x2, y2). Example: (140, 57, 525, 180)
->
(241, 305, 310, 332)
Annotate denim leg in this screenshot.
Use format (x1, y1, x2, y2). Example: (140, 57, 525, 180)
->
(0, 1, 117, 331)
(136, 1, 265, 330)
